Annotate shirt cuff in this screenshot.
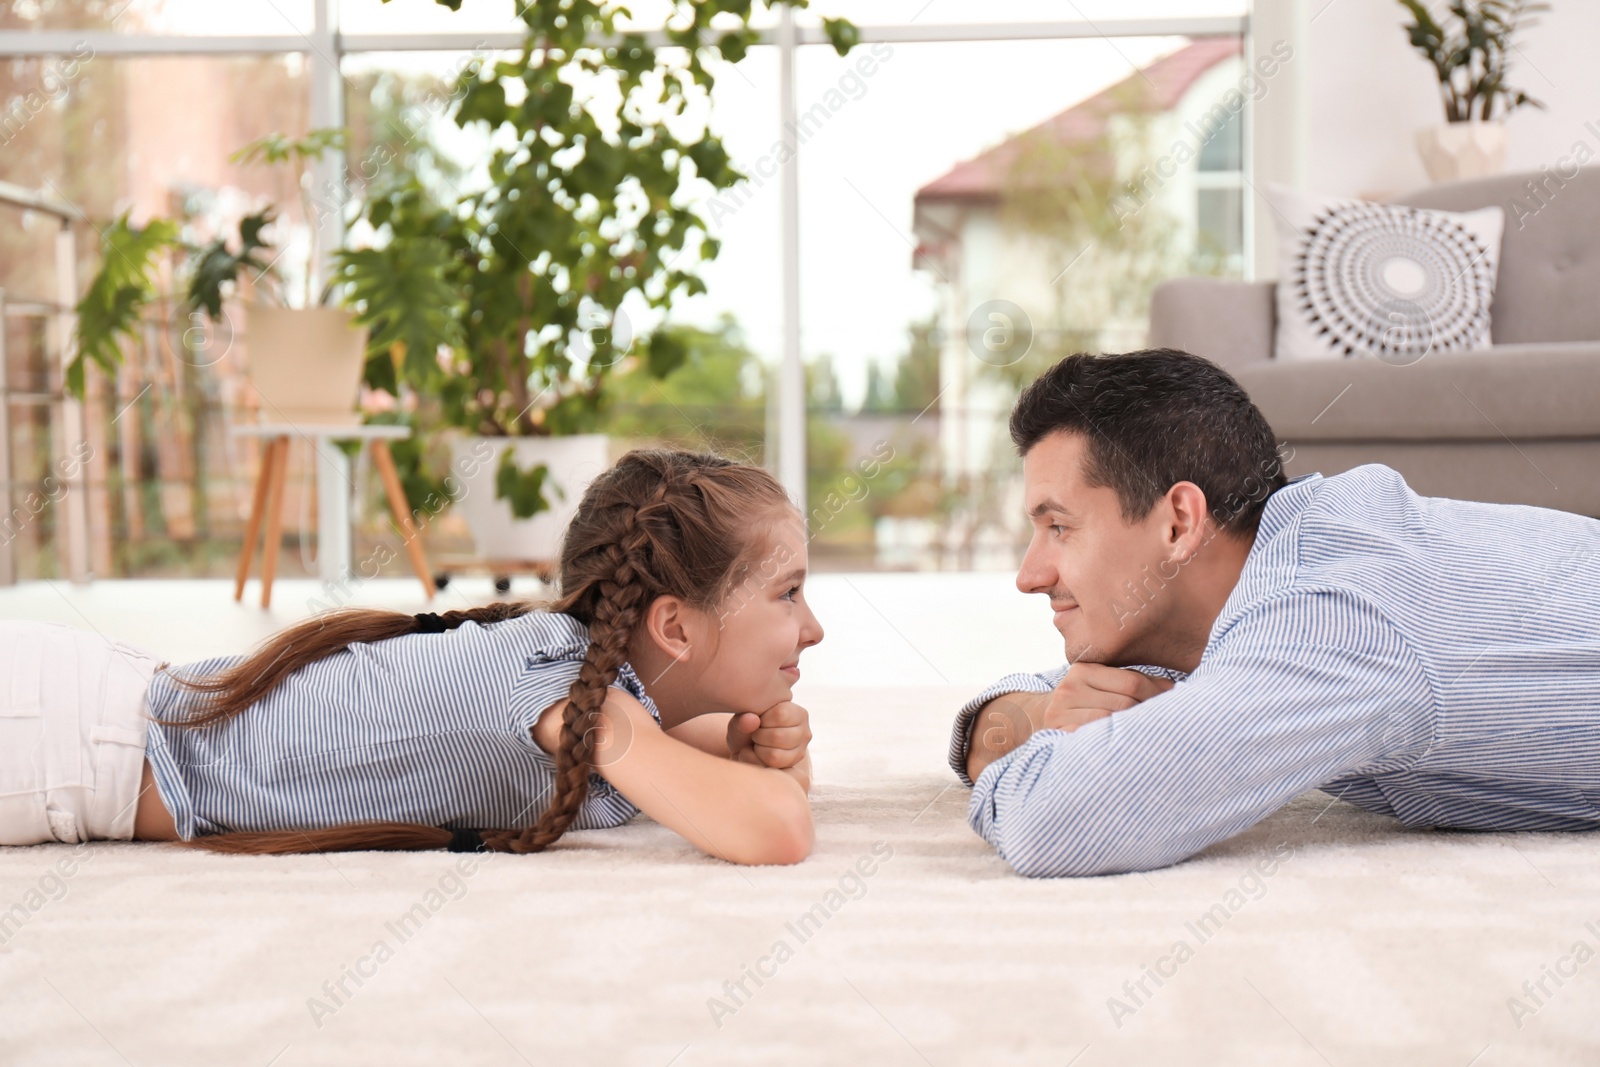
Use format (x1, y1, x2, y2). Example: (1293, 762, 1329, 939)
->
(948, 667, 1068, 787)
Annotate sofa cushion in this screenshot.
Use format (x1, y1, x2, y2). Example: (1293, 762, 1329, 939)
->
(1233, 342, 1600, 440)
(1265, 184, 1505, 363)
(1397, 167, 1600, 345)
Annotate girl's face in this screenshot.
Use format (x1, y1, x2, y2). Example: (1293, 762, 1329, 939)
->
(696, 516, 824, 714)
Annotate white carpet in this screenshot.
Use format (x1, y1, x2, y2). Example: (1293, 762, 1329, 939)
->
(2, 577, 1598, 1064)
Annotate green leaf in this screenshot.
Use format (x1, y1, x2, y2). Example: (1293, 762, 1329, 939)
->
(186, 208, 277, 322)
(186, 241, 235, 321)
(68, 213, 180, 398)
(494, 450, 564, 519)
(335, 237, 463, 383)
(687, 139, 734, 185)
(821, 17, 861, 56)
(643, 328, 689, 379)
(65, 350, 85, 397)
(238, 210, 274, 250)
(716, 30, 753, 64)
(230, 127, 348, 167)
(457, 78, 509, 128)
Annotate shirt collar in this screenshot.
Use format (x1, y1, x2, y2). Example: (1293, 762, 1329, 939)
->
(1197, 470, 1324, 657)
(1253, 471, 1321, 545)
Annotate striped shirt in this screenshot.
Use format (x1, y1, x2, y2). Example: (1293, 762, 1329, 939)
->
(949, 464, 1600, 877)
(143, 612, 661, 839)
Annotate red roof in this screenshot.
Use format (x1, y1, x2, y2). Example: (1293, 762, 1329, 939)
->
(915, 38, 1242, 205)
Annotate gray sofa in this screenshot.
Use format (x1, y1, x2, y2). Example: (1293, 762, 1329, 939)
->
(1149, 167, 1600, 517)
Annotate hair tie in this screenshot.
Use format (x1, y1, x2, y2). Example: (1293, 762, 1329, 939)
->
(446, 828, 485, 853)
(414, 612, 449, 634)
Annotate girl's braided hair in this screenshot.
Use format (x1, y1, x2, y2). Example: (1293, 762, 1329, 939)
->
(171, 449, 793, 855)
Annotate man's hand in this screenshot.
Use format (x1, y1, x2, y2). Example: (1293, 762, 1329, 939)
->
(728, 700, 813, 794)
(965, 665, 1177, 783)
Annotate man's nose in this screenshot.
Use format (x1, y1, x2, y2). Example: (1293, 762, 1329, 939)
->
(1016, 535, 1054, 595)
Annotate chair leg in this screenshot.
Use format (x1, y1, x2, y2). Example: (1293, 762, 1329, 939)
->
(233, 438, 275, 602)
(371, 439, 435, 601)
(259, 436, 290, 609)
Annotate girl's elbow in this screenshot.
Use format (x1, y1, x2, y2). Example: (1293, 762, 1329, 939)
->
(732, 793, 813, 866)
(771, 803, 815, 865)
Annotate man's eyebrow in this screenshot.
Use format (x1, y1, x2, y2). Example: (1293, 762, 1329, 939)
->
(1028, 499, 1074, 520)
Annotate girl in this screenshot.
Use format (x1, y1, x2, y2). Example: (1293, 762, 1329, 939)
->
(0, 449, 824, 865)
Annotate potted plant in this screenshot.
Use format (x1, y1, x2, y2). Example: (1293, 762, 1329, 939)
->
(68, 127, 368, 425)
(1397, 0, 1548, 183)
(338, 0, 857, 563)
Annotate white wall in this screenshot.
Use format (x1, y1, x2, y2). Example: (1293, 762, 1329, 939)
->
(1303, 0, 1600, 201)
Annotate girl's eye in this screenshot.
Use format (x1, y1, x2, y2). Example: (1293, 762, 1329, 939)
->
(780, 585, 800, 601)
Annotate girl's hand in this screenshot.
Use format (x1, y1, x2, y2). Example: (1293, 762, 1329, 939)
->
(728, 701, 813, 793)
(727, 700, 811, 768)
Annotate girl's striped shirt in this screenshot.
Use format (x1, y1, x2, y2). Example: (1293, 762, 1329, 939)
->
(143, 612, 660, 839)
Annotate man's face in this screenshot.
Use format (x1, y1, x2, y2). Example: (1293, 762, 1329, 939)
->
(1016, 430, 1173, 665)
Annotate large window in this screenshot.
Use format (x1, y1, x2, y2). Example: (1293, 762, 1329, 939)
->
(1197, 106, 1245, 262)
(0, 1, 1249, 580)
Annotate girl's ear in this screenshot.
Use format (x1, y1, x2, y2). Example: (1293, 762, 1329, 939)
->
(642, 594, 697, 663)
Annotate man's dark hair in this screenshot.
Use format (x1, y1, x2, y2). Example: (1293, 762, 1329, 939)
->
(1009, 348, 1288, 537)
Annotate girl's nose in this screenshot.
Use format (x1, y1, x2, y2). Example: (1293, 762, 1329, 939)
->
(802, 607, 824, 648)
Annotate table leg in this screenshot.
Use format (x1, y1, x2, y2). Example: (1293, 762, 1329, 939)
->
(233, 436, 276, 602)
(371, 439, 435, 601)
(259, 436, 290, 609)
(313, 435, 353, 586)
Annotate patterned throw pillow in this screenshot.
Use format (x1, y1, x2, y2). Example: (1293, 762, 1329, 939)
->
(1266, 184, 1505, 364)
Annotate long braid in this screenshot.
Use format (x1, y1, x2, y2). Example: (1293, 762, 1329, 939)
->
(481, 480, 668, 854)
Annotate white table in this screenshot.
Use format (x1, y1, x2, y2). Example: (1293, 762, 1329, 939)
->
(229, 422, 432, 606)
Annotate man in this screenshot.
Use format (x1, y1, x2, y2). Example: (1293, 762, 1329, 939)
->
(952, 348, 1600, 877)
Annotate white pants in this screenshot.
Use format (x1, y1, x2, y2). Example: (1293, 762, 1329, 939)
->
(0, 621, 163, 845)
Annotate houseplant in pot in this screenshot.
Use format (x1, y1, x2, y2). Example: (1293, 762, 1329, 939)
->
(339, 0, 858, 564)
(68, 127, 368, 425)
(1397, 0, 1548, 183)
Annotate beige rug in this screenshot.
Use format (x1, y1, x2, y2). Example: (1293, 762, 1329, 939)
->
(3, 578, 1598, 1064)
(3, 680, 1599, 1066)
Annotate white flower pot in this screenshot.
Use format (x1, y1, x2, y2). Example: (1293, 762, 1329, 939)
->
(244, 304, 368, 427)
(450, 434, 611, 562)
(1415, 121, 1509, 184)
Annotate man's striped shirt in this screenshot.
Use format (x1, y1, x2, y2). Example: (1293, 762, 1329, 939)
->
(949, 464, 1600, 877)
(144, 612, 661, 839)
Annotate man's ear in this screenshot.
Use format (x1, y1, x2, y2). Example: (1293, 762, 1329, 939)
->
(1165, 481, 1213, 562)
(641, 594, 696, 662)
